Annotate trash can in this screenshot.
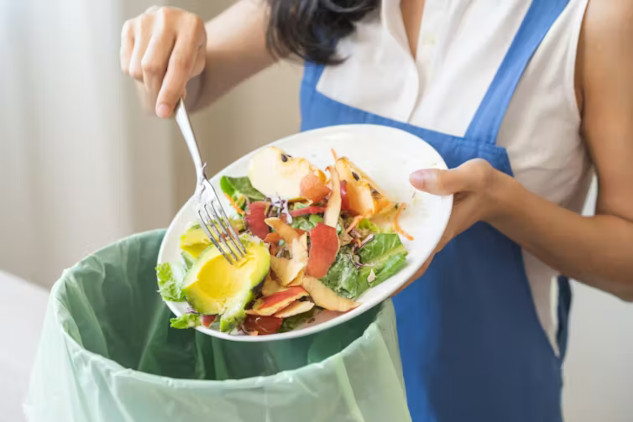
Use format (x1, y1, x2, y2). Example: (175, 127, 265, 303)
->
(24, 230, 411, 421)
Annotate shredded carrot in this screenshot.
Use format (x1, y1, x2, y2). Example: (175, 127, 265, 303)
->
(394, 203, 414, 241)
(331, 148, 339, 161)
(346, 213, 368, 233)
(224, 193, 245, 216)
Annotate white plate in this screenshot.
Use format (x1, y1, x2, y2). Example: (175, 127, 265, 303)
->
(157, 124, 452, 342)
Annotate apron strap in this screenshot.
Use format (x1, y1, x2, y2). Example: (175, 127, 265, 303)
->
(465, 0, 569, 145)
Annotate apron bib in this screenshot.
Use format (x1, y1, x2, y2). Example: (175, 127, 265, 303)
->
(299, 0, 571, 421)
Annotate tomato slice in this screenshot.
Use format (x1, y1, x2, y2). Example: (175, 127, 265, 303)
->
(290, 206, 327, 217)
(243, 315, 283, 335)
(201, 314, 216, 327)
(245, 201, 270, 240)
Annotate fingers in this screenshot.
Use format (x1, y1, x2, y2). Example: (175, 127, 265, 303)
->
(155, 25, 205, 117)
(128, 15, 152, 81)
(141, 31, 176, 110)
(120, 20, 134, 73)
(119, 7, 207, 118)
(410, 159, 493, 195)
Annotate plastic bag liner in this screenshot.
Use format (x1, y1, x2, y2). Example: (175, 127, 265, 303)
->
(25, 230, 411, 422)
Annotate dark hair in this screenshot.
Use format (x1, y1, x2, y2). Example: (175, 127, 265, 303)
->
(265, 0, 379, 64)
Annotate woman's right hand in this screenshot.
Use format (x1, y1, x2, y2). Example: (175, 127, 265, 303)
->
(120, 6, 207, 118)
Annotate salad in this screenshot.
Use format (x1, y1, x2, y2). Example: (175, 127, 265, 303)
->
(156, 146, 413, 336)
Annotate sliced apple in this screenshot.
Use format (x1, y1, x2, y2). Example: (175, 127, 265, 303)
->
(248, 286, 309, 316)
(340, 180, 351, 212)
(270, 234, 308, 285)
(306, 223, 339, 278)
(273, 300, 315, 318)
(292, 233, 308, 263)
(335, 157, 394, 217)
(245, 201, 270, 240)
(265, 217, 299, 243)
(300, 173, 331, 203)
(248, 146, 323, 200)
(262, 273, 286, 296)
(302, 276, 359, 312)
(324, 166, 342, 228)
(271, 256, 303, 286)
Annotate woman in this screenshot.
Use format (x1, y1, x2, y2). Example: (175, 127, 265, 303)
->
(121, 1, 633, 420)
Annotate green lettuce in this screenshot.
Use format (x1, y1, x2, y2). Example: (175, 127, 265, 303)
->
(356, 218, 382, 236)
(322, 248, 365, 299)
(291, 214, 323, 231)
(156, 263, 185, 302)
(279, 308, 317, 333)
(220, 176, 265, 202)
(321, 234, 407, 299)
(170, 313, 201, 329)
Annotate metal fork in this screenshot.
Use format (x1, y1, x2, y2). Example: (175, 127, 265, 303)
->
(174, 99, 247, 264)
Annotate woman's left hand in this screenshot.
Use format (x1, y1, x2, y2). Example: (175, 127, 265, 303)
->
(394, 158, 503, 294)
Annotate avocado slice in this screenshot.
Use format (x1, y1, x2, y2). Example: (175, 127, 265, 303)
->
(180, 222, 246, 260)
(183, 237, 270, 332)
(180, 225, 212, 259)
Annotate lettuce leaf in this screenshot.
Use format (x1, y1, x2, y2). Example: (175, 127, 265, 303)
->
(170, 313, 201, 329)
(358, 233, 406, 264)
(156, 263, 185, 302)
(220, 176, 265, 202)
(291, 214, 323, 231)
(321, 234, 408, 299)
(356, 218, 382, 236)
(279, 307, 317, 333)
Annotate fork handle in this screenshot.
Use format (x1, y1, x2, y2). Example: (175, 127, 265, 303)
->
(174, 99, 206, 181)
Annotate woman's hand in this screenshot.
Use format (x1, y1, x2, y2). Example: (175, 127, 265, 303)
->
(120, 6, 207, 118)
(394, 159, 503, 294)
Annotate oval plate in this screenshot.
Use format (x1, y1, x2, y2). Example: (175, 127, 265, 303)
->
(158, 124, 452, 342)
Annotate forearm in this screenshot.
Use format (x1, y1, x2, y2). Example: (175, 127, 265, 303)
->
(188, 0, 278, 112)
(489, 173, 633, 301)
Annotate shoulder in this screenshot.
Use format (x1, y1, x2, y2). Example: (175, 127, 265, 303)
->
(576, 0, 633, 112)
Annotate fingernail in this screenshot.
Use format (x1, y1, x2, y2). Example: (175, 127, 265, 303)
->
(409, 170, 436, 189)
(156, 103, 171, 118)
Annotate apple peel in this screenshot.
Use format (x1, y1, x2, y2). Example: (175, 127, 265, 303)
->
(302, 276, 359, 312)
(265, 217, 299, 243)
(300, 173, 331, 203)
(273, 300, 315, 318)
(306, 223, 339, 278)
(248, 286, 309, 316)
(262, 274, 286, 296)
(324, 166, 342, 228)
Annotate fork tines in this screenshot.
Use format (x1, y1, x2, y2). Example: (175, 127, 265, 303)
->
(196, 182, 247, 265)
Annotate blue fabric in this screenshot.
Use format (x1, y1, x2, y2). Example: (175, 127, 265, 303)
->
(299, 0, 572, 421)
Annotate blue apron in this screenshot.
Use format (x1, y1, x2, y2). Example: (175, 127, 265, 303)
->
(299, 0, 572, 420)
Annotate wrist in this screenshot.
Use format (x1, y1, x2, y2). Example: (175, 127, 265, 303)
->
(482, 169, 521, 224)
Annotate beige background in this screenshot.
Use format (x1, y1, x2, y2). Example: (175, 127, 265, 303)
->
(0, 1, 631, 421)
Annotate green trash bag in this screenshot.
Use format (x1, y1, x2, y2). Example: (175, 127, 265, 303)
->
(25, 230, 411, 422)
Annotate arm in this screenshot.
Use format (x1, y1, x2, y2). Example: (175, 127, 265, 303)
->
(408, 0, 633, 301)
(121, 1, 276, 118)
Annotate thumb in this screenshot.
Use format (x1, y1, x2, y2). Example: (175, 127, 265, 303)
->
(409, 168, 467, 195)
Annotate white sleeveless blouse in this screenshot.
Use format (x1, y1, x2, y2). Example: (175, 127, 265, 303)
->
(316, 0, 593, 353)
